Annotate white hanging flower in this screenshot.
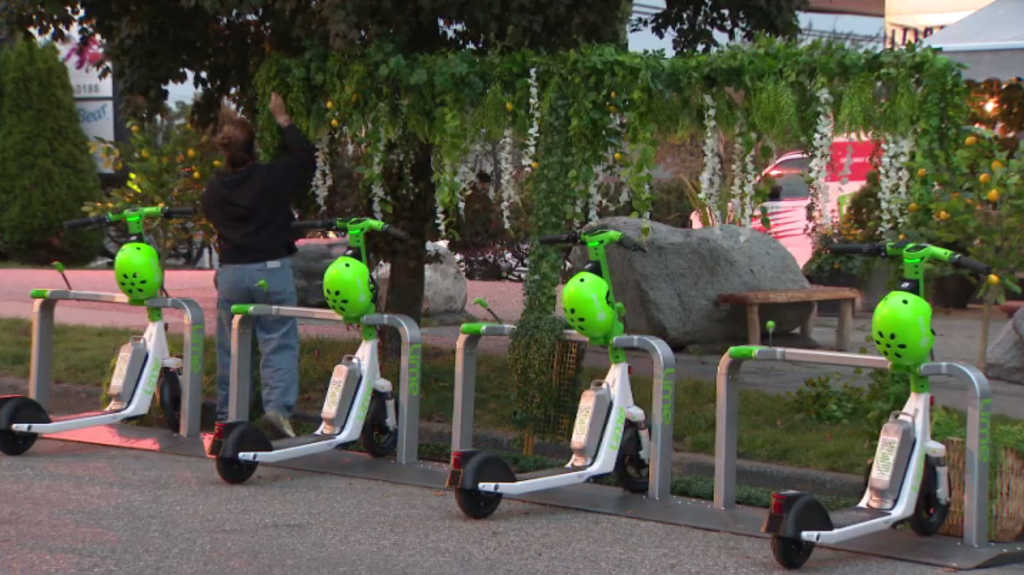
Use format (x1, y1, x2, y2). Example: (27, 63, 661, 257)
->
(435, 194, 447, 237)
(523, 68, 540, 168)
(370, 145, 387, 220)
(587, 164, 603, 223)
(699, 95, 722, 224)
(311, 133, 333, 212)
(810, 89, 835, 230)
(878, 134, 915, 231)
(497, 130, 517, 231)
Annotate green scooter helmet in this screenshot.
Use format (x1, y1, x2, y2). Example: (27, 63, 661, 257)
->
(114, 242, 164, 301)
(323, 256, 374, 322)
(872, 291, 935, 366)
(562, 271, 615, 339)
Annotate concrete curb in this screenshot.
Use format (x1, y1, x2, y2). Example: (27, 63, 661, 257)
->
(0, 377, 863, 497)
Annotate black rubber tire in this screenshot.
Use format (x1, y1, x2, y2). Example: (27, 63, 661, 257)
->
(360, 393, 399, 458)
(0, 398, 47, 456)
(215, 456, 259, 485)
(614, 423, 649, 494)
(770, 535, 815, 570)
(909, 459, 950, 536)
(0, 429, 38, 456)
(455, 488, 503, 519)
(158, 370, 182, 434)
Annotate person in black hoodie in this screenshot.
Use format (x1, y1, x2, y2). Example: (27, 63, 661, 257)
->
(202, 93, 315, 437)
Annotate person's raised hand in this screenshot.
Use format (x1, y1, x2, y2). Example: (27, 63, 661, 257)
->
(270, 92, 291, 127)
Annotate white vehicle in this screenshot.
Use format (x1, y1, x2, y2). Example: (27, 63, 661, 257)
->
(693, 137, 876, 268)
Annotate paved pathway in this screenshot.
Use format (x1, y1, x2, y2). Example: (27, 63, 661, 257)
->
(4, 441, 1023, 575)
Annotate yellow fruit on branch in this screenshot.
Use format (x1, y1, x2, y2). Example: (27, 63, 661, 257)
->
(988, 189, 1001, 203)
(917, 168, 927, 178)
(992, 160, 1004, 171)
(979, 173, 991, 184)
(908, 202, 920, 212)
(140, 149, 150, 159)
(611, 91, 617, 98)
(988, 274, 1001, 286)
(193, 171, 202, 180)
(608, 105, 619, 113)
(187, 148, 197, 159)
(326, 100, 334, 109)
(213, 160, 223, 169)
(614, 152, 623, 162)
(506, 102, 514, 112)
(331, 119, 339, 128)
(938, 210, 950, 221)
(965, 135, 978, 146)
(531, 161, 540, 170)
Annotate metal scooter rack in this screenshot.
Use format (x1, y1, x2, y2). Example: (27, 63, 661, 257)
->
(452, 324, 677, 500)
(228, 306, 423, 464)
(715, 346, 1024, 568)
(28, 289, 205, 437)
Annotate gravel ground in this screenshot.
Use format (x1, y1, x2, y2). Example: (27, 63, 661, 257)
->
(3, 441, 1024, 575)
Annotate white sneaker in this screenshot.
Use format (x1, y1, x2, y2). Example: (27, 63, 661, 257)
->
(263, 410, 296, 438)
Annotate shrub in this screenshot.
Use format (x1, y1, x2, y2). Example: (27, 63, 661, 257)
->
(0, 40, 103, 264)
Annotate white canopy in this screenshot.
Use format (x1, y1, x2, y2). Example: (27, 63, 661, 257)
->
(924, 0, 1024, 81)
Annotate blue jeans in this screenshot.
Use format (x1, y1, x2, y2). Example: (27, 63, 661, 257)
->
(215, 258, 300, 421)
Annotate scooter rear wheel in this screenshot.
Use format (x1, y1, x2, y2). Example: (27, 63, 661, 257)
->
(0, 397, 48, 456)
(455, 488, 502, 519)
(770, 535, 815, 569)
(360, 393, 398, 457)
(614, 423, 649, 493)
(909, 458, 950, 536)
(216, 456, 259, 485)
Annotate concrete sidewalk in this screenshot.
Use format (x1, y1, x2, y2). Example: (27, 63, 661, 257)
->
(2, 268, 1022, 418)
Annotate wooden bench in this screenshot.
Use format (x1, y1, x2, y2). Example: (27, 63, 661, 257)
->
(715, 286, 861, 351)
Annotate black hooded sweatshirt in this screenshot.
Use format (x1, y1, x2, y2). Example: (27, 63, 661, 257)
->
(201, 124, 316, 264)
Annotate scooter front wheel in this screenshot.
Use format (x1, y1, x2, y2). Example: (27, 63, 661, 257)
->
(909, 458, 950, 536)
(770, 535, 815, 569)
(216, 456, 259, 485)
(360, 393, 398, 457)
(158, 369, 182, 434)
(614, 423, 649, 493)
(455, 488, 502, 519)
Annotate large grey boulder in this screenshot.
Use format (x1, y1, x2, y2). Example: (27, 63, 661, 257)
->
(986, 307, 1024, 384)
(291, 238, 350, 307)
(569, 218, 812, 348)
(376, 242, 468, 317)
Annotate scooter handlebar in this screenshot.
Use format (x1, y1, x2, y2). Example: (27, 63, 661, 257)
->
(952, 254, 992, 275)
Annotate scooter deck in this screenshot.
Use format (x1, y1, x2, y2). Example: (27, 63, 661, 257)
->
(50, 410, 111, 423)
(270, 434, 341, 450)
(830, 507, 891, 530)
(518, 467, 585, 481)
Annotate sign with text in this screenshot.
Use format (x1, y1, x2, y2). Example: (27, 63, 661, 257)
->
(77, 100, 116, 174)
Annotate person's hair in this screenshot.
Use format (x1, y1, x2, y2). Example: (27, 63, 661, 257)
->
(214, 107, 256, 170)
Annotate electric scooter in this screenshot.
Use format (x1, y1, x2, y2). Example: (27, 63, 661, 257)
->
(0, 206, 196, 456)
(763, 241, 993, 569)
(209, 216, 411, 484)
(447, 227, 652, 519)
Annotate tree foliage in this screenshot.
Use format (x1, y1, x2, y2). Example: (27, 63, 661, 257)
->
(640, 0, 808, 53)
(0, 40, 103, 264)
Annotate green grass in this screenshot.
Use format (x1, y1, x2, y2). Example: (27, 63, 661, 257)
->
(4, 317, 1017, 476)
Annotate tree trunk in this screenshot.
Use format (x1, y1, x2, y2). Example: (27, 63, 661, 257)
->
(380, 140, 434, 357)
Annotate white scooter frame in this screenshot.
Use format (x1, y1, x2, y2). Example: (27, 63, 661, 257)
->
(12, 315, 182, 435)
(475, 361, 651, 495)
(798, 390, 949, 545)
(234, 336, 397, 464)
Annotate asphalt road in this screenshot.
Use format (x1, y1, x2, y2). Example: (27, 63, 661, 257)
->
(3, 441, 1023, 575)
